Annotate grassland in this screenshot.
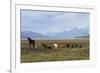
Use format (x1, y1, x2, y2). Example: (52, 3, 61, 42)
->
(21, 38, 89, 63)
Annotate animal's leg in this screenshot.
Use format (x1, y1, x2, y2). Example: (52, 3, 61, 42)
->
(32, 43, 35, 49)
(29, 43, 31, 49)
(35, 44, 37, 49)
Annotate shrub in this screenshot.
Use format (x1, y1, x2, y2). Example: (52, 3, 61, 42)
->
(75, 44, 78, 48)
(79, 45, 82, 48)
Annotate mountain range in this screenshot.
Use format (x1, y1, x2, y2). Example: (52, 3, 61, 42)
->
(21, 31, 48, 38)
(21, 27, 89, 39)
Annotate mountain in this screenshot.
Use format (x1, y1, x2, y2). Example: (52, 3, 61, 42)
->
(21, 27, 89, 39)
(46, 27, 89, 38)
(21, 31, 48, 38)
(75, 35, 89, 38)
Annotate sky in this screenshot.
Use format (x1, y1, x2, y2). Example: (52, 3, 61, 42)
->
(21, 10, 89, 34)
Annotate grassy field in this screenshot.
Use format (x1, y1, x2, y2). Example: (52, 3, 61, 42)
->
(21, 38, 89, 63)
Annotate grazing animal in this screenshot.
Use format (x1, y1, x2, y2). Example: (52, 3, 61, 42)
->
(53, 43, 58, 49)
(27, 37, 35, 49)
(66, 44, 70, 48)
(35, 43, 41, 48)
(42, 44, 52, 49)
(42, 44, 47, 48)
(60, 44, 64, 48)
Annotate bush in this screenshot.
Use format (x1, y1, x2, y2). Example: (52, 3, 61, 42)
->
(79, 45, 82, 48)
(75, 44, 78, 47)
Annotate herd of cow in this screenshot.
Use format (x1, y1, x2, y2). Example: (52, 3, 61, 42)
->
(27, 37, 82, 50)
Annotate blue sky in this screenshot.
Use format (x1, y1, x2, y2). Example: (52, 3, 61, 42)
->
(21, 10, 89, 34)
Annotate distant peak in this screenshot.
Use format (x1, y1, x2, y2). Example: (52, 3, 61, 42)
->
(74, 27, 79, 30)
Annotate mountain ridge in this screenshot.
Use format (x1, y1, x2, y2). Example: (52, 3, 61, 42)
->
(21, 27, 89, 39)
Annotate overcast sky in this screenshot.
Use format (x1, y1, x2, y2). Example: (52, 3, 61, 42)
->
(21, 10, 89, 34)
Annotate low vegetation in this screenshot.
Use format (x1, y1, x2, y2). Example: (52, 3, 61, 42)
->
(21, 39, 89, 63)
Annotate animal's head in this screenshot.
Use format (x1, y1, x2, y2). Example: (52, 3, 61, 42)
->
(27, 37, 31, 40)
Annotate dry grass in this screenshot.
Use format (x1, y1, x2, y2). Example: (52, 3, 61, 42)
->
(21, 39, 89, 63)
